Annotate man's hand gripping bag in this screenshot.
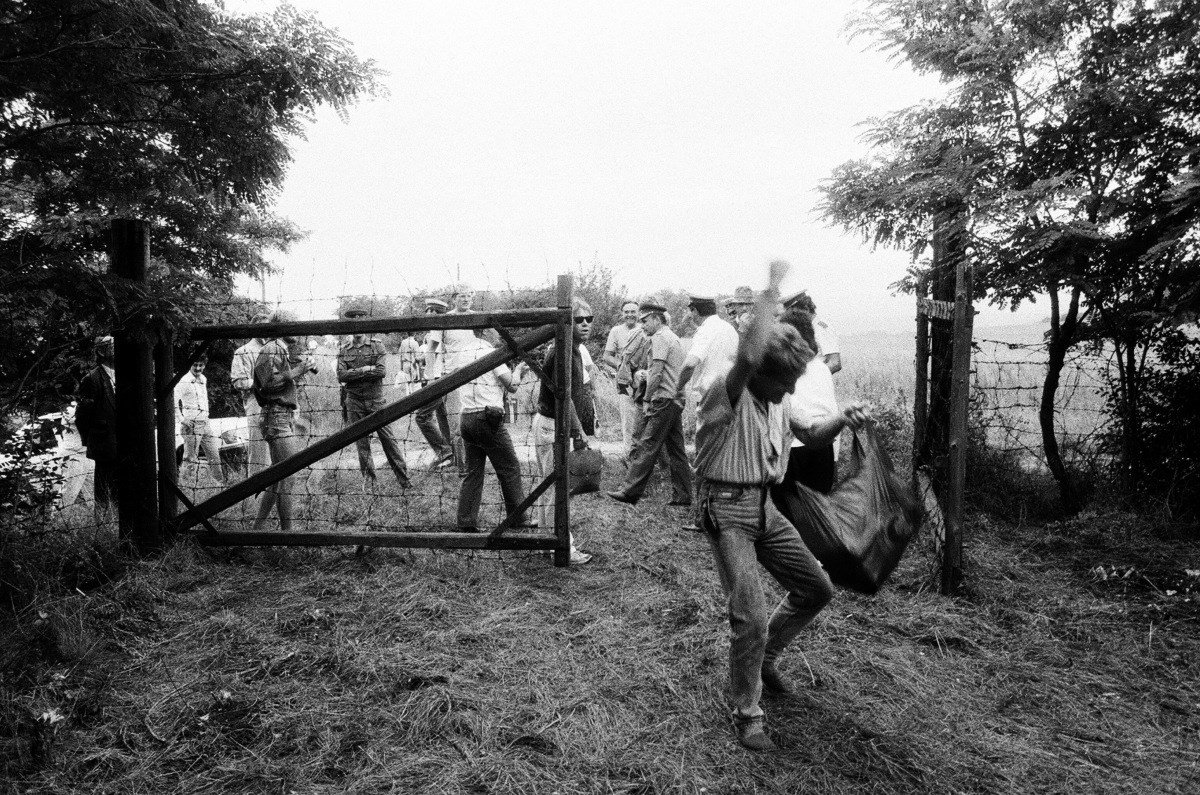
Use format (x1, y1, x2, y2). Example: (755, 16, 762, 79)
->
(774, 424, 922, 594)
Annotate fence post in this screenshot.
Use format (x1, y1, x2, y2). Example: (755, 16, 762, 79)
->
(552, 274, 573, 567)
(913, 274, 929, 491)
(110, 219, 160, 552)
(942, 256, 974, 595)
(155, 320, 177, 535)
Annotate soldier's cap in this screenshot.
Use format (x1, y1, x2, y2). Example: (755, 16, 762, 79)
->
(725, 286, 755, 307)
(341, 298, 372, 319)
(687, 294, 717, 310)
(424, 298, 449, 312)
(638, 301, 668, 318)
(782, 290, 815, 311)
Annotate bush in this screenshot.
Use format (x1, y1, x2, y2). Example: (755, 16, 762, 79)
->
(0, 417, 65, 532)
(1106, 329, 1200, 518)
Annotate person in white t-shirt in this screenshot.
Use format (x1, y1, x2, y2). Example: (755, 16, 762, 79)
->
(454, 338, 531, 531)
(773, 308, 840, 493)
(175, 357, 227, 485)
(783, 290, 841, 374)
(426, 285, 478, 472)
(675, 294, 739, 405)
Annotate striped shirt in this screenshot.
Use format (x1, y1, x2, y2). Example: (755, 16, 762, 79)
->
(694, 373, 792, 485)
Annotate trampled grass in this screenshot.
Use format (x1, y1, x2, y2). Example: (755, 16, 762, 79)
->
(4, 456, 1200, 794)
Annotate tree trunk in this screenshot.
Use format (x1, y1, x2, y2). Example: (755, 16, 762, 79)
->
(1040, 285, 1082, 514)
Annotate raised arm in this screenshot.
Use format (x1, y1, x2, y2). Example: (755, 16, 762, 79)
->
(725, 260, 788, 405)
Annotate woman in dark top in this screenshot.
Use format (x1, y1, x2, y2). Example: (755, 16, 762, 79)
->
(533, 297, 594, 564)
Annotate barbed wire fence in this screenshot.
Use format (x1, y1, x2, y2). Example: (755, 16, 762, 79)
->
(970, 338, 1116, 512)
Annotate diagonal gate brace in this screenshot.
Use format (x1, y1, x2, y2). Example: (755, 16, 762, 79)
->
(173, 323, 559, 533)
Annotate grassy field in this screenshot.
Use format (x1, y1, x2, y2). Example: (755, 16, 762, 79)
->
(4, 336, 1197, 793)
(4, 452, 1200, 793)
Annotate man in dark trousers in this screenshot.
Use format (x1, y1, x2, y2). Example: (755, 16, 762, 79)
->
(337, 300, 410, 489)
(607, 301, 693, 506)
(75, 335, 118, 525)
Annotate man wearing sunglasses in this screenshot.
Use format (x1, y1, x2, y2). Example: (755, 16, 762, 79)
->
(602, 300, 648, 462)
(607, 301, 692, 507)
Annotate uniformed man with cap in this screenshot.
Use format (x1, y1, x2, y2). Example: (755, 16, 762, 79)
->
(607, 301, 693, 507)
(782, 290, 841, 374)
(416, 297, 456, 467)
(337, 300, 411, 488)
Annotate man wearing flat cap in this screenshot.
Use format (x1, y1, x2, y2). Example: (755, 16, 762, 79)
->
(416, 297, 456, 467)
(337, 300, 410, 488)
(782, 290, 841, 374)
(608, 302, 693, 507)
(725, 285, 755, 331)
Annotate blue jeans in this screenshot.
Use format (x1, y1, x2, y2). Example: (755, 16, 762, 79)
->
(457, 408, 528, 528)
(700, 480, 834, 724)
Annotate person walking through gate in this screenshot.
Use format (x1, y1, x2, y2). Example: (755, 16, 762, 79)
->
(415, 297, 456, 468)
(231, 312, 271, 475)
(175, 356, 227, 486)
(607, 301, 692, 507)
(337, 301, 411, 489)
(251, 310, 315, 533)
(75, 335, 118, 526)
(602, 300, 648, 463)
(695, 261, 868, 751)
(533, 296, 596, 565)
(455, 337, 532, 531)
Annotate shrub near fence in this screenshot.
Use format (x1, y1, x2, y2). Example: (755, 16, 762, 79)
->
(969, 337, 1115, 517)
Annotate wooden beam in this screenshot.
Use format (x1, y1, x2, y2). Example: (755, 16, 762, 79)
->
(190, 307, 561, 341)
(493, 471, 557, 534)
(192, 529, 557, 550)
(913, 274, 930, 487)
(111, 219, 160, 552)
(943, 256, 974, 596)
(155, 321, 178, 529)
(174, 323, 559, 532)
(494, 325, 548, 382)
(553, 275, 573, 567)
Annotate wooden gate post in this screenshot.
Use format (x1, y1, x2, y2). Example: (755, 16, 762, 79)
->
(552, 274, 574, 567)
(110, 219, 160, 552)
(155, 321, 178, 534)
(943, 255, 974, 595)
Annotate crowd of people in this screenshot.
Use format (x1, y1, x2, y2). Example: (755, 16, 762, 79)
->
(74, 266, 864, 750)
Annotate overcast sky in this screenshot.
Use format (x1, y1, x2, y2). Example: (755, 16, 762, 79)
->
(229, 1, 1035, 333)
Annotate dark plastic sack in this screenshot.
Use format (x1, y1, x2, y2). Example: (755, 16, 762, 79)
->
(568, 447, 603, 496)
(772, 424, 922, 594)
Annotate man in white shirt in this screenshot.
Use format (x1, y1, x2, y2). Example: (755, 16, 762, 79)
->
(783, 291, 842, 374)
(775, 309, 840, 493)
(602, 300, 647, 460)
(455, 338, 531, 531)
(230, 313, 270, 474)
(426, 285, 477, 472)
(675, 294, 739, 405)
(175, 358, 226, 484)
